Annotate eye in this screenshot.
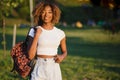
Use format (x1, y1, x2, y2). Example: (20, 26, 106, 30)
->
(48, 11, 52, 14)
(41, 11, 45, 14)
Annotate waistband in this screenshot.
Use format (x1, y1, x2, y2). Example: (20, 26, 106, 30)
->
(37, 57, 55, 61)
(37, 55, 57, 58)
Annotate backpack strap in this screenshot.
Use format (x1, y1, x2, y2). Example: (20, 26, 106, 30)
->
(11, 61, 15, 72)
(24, 27, 36, 56)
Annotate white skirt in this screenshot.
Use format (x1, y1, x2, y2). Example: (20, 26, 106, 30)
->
(30, 57, 62, 80)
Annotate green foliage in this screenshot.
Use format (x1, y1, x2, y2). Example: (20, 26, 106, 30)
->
(0, 0, 21, 19)
(57, 0, 90, 7)
(14, 0, 30, 20)
(1, 41, 6, 45)
(18, 6, 30, 20)
(0, 0, 29, 20)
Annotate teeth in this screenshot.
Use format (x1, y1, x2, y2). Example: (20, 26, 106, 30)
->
(45, 18, 48, 19)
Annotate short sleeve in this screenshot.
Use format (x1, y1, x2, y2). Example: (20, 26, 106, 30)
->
(28, 28, 35, 37)
(60, 30, 65, 40)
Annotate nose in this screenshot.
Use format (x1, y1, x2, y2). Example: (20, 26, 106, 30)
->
(44, 12, 48, 17)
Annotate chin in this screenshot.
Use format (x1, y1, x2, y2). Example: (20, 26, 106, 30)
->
(44, 21, 52, 23)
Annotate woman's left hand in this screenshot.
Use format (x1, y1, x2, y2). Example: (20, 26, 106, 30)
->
(54, 55, 64, 63)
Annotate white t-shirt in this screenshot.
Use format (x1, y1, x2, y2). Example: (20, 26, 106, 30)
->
(28, 26, 65, 55)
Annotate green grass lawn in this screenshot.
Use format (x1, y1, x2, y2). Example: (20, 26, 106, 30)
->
(0, 26, 120, 80)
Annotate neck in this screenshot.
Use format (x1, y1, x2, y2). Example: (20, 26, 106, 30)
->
(42, 23, 54, 30)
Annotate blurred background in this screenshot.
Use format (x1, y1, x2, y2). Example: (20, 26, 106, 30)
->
(0, 0, 120, 80)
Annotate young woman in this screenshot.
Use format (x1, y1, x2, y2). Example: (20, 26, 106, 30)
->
(28, 1, 67, 80)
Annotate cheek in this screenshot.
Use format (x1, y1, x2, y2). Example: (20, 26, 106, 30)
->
(41, 14, 44, 18)
(50, 14, 53, 18)
(51, 14, 53, 19)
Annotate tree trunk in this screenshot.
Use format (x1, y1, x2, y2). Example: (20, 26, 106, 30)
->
(2, 19, 6, 57)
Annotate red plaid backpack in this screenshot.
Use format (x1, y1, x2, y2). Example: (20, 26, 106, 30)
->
(10, 27, 36, 78)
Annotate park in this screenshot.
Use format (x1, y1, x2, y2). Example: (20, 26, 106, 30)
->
(0, 0, 120, 80)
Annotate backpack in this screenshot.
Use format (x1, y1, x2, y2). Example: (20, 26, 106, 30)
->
(10, 27, 36, 78)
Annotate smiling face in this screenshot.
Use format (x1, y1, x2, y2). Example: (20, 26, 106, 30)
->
(41, 5, 53, 24)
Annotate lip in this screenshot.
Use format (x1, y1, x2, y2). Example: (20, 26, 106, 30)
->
(45, 17, 52, 20)
(45, 17, 49, 19)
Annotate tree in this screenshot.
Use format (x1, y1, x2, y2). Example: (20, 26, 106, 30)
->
(90, 0, 120, 34)
(90, 0, 120, 19)
(0, 0, 21, 56)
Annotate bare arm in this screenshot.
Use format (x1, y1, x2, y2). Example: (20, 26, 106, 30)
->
(28, 28, 42, 60)
(55, 37, 67, 63)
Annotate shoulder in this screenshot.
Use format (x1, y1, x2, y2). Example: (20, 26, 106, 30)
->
(54, 27, 66, 40)
(54, 27, 65, 34)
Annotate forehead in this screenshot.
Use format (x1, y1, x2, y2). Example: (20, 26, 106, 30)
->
(43, 5, 52, 11)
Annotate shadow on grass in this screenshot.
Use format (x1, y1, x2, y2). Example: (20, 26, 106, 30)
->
(66, 36, 120, 61)
(0, 34, 26, 50)
(66, 36, 120, 75)
(94, 63, 120, 74)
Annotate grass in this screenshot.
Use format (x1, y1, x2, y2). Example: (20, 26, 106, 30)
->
(0, 26, 120, 80)
(61, 27, 120, 80)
